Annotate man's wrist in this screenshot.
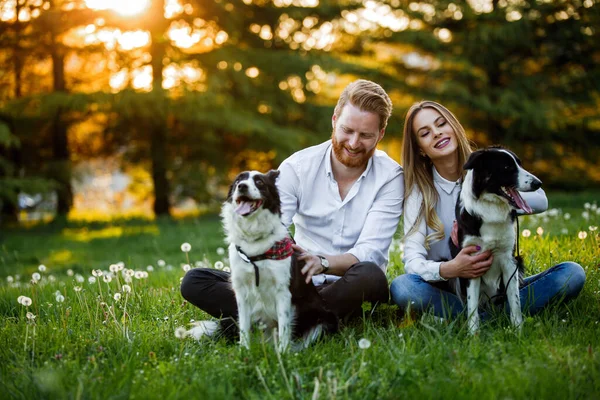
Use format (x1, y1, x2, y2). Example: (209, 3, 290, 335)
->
(317, 255, 330, 273)
(439, 261, 451, 280)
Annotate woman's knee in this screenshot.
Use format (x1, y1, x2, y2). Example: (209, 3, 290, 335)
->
(390, 274, 424, 306)
(560, 261, 586, 297)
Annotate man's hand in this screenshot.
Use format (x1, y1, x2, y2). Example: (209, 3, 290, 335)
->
(293, 244, 324, 284)
(440, 245, 493, 279)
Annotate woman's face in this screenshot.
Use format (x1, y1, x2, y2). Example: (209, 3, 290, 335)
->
(412, 107, 458, 162)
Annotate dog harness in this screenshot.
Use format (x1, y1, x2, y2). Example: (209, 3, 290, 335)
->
(235, 236, 295, 287)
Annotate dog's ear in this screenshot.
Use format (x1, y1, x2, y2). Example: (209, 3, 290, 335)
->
(463, 150, 485, 170)
(266, 169, 280, 184)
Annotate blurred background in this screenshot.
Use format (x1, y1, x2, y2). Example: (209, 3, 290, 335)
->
(0, 0, 598, 224)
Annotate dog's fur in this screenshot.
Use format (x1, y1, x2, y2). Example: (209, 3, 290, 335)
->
(449, 146, 542, 334)
(185, 170, 337, 351)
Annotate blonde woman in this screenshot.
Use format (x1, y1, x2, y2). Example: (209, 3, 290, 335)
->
(390, 101, 585, 319)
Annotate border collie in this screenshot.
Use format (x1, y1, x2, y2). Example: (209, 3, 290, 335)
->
(184, 170, 337, 352)
(449, 147, 542, 334)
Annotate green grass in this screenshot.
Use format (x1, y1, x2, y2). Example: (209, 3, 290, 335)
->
(1, 193, 599, 399)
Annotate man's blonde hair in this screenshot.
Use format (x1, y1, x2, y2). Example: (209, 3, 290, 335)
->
(333, 80, 393, 131)
(402, 101, 474, 248)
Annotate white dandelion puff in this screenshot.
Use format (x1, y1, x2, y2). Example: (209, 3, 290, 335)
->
(67, 269, 74, 276)
(214, 261, 224, 270)
(75, 274, 84, 283)
(17, 295, 25, 304)
(125, 269, 135, 277)
(32, 272, 41, 282)
(122, 284, 132, 293)
(522, 229, 531, 238)
(21, 296, 32, 306)
(536, 227, 544, 236)
(584, 202, 591, 209)
(358, 338, 371, 349)
(7, 276, 14, 283)
(103, 275, 112, 283)
(589, 226, 598, 232)
(561, 228, 568, 234)
(175, 327, 188, 339)
(38, 265, 47, 272)
(56, 294, 65, 303)
(109, 264, 119, 273)
(216, 247, 225, 256)
(181, 243, 191, 252)
(564, 213, 571, 220)
(582, 211, 590, 220)
(74, 286, 82, 292)
(114, 293, 122, 301)
(223, 267, 230, 273)
(195, 261, 204, 268)
(578, 231, 588, 240)
(141, 271, 149, 279)
(116, 262, 125, 271)
(157, 259, 166, 267)
(182, 264, 191, 272)
(134, 271, 144, 280)
(26, 312, 36, 320)
(146, 265, 154, 272)
(88, 276, 96, 284)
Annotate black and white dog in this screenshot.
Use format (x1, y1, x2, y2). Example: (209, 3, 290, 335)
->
(450, 146, 542, 334)
(185, 170, 337, 351)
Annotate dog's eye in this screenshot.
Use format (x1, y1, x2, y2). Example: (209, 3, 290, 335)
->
(255, 180, 264, 186)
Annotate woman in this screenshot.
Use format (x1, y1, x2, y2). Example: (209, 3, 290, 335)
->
(390, 101, 585, 319)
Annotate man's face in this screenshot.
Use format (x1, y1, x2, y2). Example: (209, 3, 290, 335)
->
(331, 103, 385, 169)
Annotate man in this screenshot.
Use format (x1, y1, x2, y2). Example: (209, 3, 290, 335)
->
(277, 79, 404, 317)
(180, 79, 403, 326)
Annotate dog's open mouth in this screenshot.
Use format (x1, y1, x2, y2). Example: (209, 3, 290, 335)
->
(500, 186, 532, 214)
(235, 196, 263, 216)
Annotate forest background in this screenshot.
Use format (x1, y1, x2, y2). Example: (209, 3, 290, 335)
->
(0, 0, 598, 222)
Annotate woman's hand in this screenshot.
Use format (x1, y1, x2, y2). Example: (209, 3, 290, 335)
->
(293, 244, 324, 284)
(440, 246, 493, 279)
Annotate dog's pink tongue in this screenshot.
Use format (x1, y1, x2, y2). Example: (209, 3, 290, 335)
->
(235, 201, 253, 215)
(508, 188, 532, 214)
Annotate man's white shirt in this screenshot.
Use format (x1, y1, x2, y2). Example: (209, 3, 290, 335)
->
(277, 140, 404, 285)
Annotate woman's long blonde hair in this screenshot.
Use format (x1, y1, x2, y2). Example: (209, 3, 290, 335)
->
(402, 101, 474, 248)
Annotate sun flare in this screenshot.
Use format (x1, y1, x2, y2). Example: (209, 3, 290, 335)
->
(85, 0, 150, 16)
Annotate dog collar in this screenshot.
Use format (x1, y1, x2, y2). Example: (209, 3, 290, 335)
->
(235, 237, 294, 286)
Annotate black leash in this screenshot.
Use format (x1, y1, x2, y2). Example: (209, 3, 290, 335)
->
(235, 245, 261, 287)
(486, 211, 520, 305)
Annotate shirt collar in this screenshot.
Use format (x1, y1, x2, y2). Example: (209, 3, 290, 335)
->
(325, 140, 374, 181)
(433, 166, 460, 195)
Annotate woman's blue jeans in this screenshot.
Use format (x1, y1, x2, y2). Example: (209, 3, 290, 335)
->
(390, 262, 586, 319)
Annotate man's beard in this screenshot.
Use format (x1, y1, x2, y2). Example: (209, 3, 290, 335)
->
(331, 129, 376, 169)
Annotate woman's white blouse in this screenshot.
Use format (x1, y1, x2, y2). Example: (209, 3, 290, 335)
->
(402, 167, 548, 282)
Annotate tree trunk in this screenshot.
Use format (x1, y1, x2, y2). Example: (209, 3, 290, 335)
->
(50, 44, 73, 216)
(149, 0, 171, 217)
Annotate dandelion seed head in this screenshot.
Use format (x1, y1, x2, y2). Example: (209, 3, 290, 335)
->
(38, 265, 47, 272)
(66, 269, 74, 276)
(182, 264, 191, 272)
(103, 275, 112, 283)
(536, 227, 544, 236)
(124, 275, 132, 283)
(142, 271, 149, 279)
(582, 211, 590, 220)
(74, 286, 82, 292)
(7, 276, 14, 283)
(125, 269, 135, 277)
(578, 231, 588, 240)
(88, 276, 96, 284)
(217, 247, 225, 255)
(21, 296, 32, 306)
(75, 274, 84, 283)
(584, 202, 591, 209)
(17, 295, 25, 304)
(134, 271, 144, 279)
(564, 213, 571, 220)
(522, 229, 531, 238)
(157, 259, 166, 267)
(223, 267, 230, 272)
(195, 261, 204, 268)
(214, 261, 224, 270)
(181, 243, 191, 252)
(561, 228, 568, 234)
(146, 265, 154, 272)
(122, 284, 132, 293)
(26, 312, 35, 320)
(56, 294, 65, 303)
(32, 272, 41, 282)
(109, 264, 119, 273)
(589, 226, 598, 232)
(174, 327, 188, 339)
(114, 293, 122, 301)
(358, 338, 371, 349)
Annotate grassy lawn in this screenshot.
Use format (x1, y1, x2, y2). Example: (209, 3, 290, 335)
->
(1, 192, 599, 399)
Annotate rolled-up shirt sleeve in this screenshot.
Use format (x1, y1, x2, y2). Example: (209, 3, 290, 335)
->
(401, 190, 445, 282)
(277, 158, 300, 228)
(347, 166, 404, 271)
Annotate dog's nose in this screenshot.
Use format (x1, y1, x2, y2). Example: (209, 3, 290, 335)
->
(238, 183, 248, 192)
(531, 177, 542, 191)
